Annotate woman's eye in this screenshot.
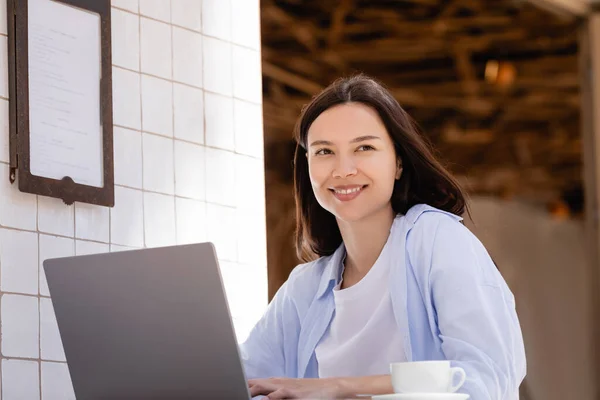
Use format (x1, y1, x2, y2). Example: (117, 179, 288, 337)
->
(315, 148, 332, 156)
(357, 145, 375, 151)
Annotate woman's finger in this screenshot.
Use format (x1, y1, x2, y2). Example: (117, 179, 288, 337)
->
(266, 387, 291, 399)
(249, 383, 264, 397)
(250, 381, 278, 397)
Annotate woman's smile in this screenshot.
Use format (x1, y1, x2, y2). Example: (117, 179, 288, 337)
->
(329, 184, 368, 202)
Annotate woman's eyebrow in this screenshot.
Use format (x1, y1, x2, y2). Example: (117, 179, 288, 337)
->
(309, 139, 333, 147)
(350, 135, 381, 143)
(309, 135, 381, 147)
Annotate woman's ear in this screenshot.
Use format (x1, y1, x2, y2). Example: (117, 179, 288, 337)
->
(395, 160, 403, 180)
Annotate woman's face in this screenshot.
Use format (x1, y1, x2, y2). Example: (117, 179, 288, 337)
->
(306, 103, 402, 223)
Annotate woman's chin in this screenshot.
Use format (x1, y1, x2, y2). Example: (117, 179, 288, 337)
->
(329, 201, 394, 225)
(330, 208, 371, 224)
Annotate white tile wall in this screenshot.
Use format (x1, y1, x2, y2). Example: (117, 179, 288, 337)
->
(139, 0, 170, 22)
(112, 67, 141, 130)
(113, 126, 143, 188)
(203, 37, 233, 96)
(140, 17, 172, 79)
(2, 359, 40, 400)
(143, 192, 176, 247)
(110, 244, 139, 252)
(202, 0, 232, 41)
(171, 0, 202, 31)
(0, 229, 38, 295)
(75, 203, 110, 243)
(0, 99, 8, 163)
(206, 203, 237, 261)
(173, 83, 204, 144)
(75, 240, 110, 256)
(235, 154, 265, 211)
(41, 362, 76, 400)
(110, 186, 144, 247)
(237, 210, 267, 266)
(0, 1, 266, 393)
(205, 92, 235, 150)
(234, 99, 264, 158)
(175, 197, 207, 245)
(1, 294, 39, 358)
(38, 197, 75, 237)
(0, 165, 37, 230)
(220, 262, 268, 322)
(231, 0, 261, 50)
(233, 45, 262, 104)
(111, 0, 138, 13)
(40, 298, 66, 362)
(0, 0, 7, 36)
(174, 140, 205, 200)
(141, 75, 173, 137)
(111, 8, 140, 71)
(0, 37, 7, 99)
(173, 27, 203, 88)
(39, 235, 75, 297)
(205, 147, 235, 206)
(143, 133, 175, 194)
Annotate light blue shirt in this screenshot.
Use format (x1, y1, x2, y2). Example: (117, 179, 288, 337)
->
(240, 204, 526, 399)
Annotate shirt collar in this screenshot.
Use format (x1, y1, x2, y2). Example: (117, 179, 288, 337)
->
(314, 214, 398, 300)
(314, 205, 462, 300)
(315, 243, 346, 300)
(405, 204, 463, 225)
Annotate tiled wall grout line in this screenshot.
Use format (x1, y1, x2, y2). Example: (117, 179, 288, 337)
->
(111, 62, 263, 106)
(138, 6, 147, 250)
(115, 6, 258, 51)
(170, 11, 178, 245)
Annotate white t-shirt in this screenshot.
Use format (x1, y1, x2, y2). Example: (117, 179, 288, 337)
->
(315, 243, 406, 378)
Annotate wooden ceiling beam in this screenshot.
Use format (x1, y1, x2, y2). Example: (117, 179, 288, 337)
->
(262, 1, 319, 53)
(263, 15, 517, 41)
(432, 0, 463, 35)
(261, 0, 582, 199)
(262, 63, 323, 95)
(453, 46, 480, 97)
(262, 48, 327, 78)
(262, 1, 349, 73)
(396, 0, 439, 5)
(391, 73, 578, 94)
(327, 0, 353, 48)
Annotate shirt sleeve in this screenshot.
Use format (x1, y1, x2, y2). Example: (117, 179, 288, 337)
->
(238, 274, 299, 381)
(428, 218, 527, 400)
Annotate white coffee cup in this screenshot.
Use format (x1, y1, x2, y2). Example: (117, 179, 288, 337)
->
(390, 361, 467, 393)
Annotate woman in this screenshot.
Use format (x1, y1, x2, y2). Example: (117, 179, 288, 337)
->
(241, 75, 526, 399)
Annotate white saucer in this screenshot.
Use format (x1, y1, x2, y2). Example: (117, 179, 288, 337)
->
(372, 394, 469, 400)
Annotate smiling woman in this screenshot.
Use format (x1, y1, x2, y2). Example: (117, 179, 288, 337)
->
(240, 75, 526, 399)
(294, 76, 466, 261)
(306, 106, 400, 223)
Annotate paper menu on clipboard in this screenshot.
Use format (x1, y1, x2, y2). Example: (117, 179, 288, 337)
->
(28, 0, 103, 188)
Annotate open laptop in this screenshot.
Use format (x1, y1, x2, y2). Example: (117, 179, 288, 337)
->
(43, 242, 253, 400)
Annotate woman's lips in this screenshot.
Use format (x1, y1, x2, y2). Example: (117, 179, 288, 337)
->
(329, 185, 367, 202)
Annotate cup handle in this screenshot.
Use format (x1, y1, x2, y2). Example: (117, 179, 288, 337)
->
(448, 367, 467, 392)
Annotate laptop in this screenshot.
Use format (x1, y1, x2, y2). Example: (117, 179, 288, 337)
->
(43, 242, 253, 400)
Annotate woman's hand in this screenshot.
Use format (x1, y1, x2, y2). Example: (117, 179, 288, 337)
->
(248, 377, 347, 399)
(248, 375, 392, 399)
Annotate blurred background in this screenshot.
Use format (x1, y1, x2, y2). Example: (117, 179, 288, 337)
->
(260, 1, 599, 399)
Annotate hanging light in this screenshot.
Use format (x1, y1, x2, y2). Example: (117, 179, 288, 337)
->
(485, 60, 516, 87)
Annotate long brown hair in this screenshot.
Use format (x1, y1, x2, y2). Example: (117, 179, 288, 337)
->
(293, 75, 468, 261)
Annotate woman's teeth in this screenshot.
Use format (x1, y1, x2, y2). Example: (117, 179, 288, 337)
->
(334, 187, 362, 194)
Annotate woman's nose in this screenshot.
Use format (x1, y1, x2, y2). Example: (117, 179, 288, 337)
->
(332, 156, 357, 178)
